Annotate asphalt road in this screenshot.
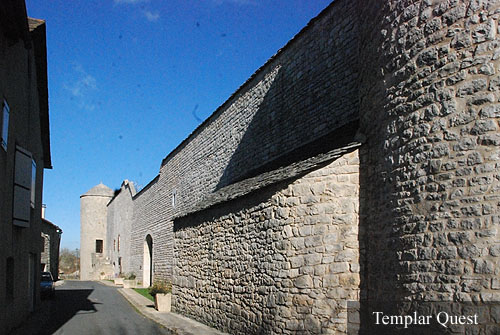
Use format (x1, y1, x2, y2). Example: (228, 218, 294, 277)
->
(10, 280, 171, 335)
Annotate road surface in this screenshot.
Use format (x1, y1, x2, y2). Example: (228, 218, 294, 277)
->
(10, 280, 171, 335)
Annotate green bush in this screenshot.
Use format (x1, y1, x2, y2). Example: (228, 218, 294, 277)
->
(148, 280, 172, 297)
(125, 272, 136, 280)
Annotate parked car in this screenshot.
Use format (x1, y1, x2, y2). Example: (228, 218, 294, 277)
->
(40, 271, 55, 298)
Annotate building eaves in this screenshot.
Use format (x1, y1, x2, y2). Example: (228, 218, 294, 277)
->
(132, 175, 160, 200)
(28, 18, 51, 169)
(81, 183, 114, 197)
(175, 141, 361, 221)
(107, 180, 137, 206)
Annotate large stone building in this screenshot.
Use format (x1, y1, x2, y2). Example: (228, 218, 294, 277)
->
(82, 0, 500, 333)
(0, 1, 52, 333)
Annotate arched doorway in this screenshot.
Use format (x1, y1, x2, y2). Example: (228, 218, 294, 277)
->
(143, 234, 153, 287)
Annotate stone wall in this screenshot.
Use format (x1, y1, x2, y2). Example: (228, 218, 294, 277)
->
(174, 150, 360, 334)
(80, 184, 114, 280)
(158, 0, 359, 216)
(128, 0, 359, 287)
(357, 0, 500, 331)
(130, 176, 174, 285)
(106, 180, 135, 277)
(103, 0, 500, 333)
(41, 219, 62, 281)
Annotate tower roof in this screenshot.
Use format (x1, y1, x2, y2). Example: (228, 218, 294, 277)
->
(81, 183, 114, 197)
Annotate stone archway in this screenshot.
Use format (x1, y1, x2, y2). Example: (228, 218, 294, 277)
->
(143, 234, 153, 287)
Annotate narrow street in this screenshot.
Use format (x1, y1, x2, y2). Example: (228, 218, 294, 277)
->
(10, 281, 171, 335)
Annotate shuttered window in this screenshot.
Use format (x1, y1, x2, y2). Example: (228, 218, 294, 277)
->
(13, 146, 35, 227)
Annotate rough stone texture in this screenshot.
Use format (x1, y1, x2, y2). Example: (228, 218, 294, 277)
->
(127, 0, 359, 289)
(106, 180, 136, 277)
(41, 219, 62, 281)
(80, 183, 114, 280)
(358, 0, 500, 331)
(160, 0, 358, 213)
(173, 150, 360, 334)
(130, 176, 174, 285)
(84, 0, 500, 333)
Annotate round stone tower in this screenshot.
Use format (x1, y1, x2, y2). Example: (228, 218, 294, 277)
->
(80, 183, 114, 280)
(357, 0, 500, 330)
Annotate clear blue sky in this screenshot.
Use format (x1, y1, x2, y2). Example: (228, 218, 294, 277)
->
(25, 0, 332, 250)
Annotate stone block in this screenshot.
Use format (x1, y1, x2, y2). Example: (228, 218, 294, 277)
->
(294, 275, 313, 289)
(304, 254, 322, 266)
(329, 262, 350, 273)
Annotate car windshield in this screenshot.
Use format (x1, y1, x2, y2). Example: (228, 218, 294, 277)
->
(41, 273, 52, 281)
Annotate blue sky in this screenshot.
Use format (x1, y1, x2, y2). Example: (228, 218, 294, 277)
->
(25, 0, 332, 250)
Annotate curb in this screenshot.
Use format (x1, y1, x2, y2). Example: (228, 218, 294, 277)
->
(117, 288, 227, 335)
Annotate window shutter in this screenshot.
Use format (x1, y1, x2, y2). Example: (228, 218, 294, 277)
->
(13, 147, 32, 227)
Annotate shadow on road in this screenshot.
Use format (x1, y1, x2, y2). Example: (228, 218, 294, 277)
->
(10, 287, 99, 335)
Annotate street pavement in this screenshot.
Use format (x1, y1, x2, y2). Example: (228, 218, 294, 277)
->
(10, 280, 171, 335)
(117, 285, 226, 335)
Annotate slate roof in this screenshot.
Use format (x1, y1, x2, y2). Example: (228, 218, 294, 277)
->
(81, 183, 114, 197)
(175, 141, 361, 220)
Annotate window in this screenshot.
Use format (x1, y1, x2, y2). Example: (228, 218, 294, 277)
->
(171, 189, 176, 208)
(95, 240, 103, 254)
(117, 235, 120, 252)
(13, 147, 33, 227)
(1, 99, 9, 151)
(113, 239, 116, 251)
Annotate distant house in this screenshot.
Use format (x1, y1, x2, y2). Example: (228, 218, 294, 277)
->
(0, 0, 51, 333)
(41, 212, 62, 281)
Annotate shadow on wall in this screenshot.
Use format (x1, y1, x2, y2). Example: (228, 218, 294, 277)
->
(215, 23, 359, 190)
(356, 145, 403, 333)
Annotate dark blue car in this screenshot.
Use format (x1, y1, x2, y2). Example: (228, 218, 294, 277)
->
(40, 271, 55, 298)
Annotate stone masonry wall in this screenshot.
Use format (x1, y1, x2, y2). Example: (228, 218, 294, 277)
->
(158, 0, 359, 217)
(357, 0, 500, 330)
(117, 0, 500, 332)
(173, 150, 360, 334)
(80, 192, 113, 280)
(106, 181, 135, 277)
(129, 0, 359, 285)
(130, 177, 174, 284)
(41, 221, 61, 281)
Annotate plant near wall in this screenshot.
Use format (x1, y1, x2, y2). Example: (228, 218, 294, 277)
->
(125, 272, 136, 280)
(148, 280, 172, 297)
